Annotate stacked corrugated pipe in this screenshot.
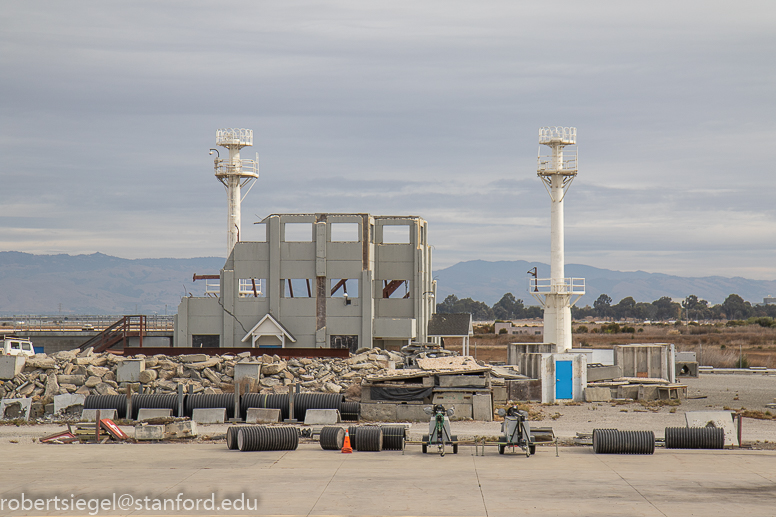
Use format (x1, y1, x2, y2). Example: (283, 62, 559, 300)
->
(593, 429, 655, 454)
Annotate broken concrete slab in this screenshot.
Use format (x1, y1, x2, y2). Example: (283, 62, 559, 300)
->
(472, 393, 493, 421)
(439, 375, 488, 388)
(685, 411, 739, 447)
(587, 365, 622, 382)
(134, 424, 165, 440)
(116, 359, 145, 383)
(0, 398, 32, 420)
(164, 420, 198, 439)
(245, 408, 281, 424)
(53, 393, 86, 413)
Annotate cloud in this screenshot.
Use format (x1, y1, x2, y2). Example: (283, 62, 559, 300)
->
(1, 1, 774, 280)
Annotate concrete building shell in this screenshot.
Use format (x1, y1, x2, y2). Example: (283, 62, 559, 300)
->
(175, 213, 435, 351)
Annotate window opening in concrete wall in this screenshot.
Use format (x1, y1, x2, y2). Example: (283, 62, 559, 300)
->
(239, 278, 266, 297)
(192, 335, 219, 348)
(251, 223, 267, 242)
(331, 335, 358, 353)
(284, 222, 313, 242)
(330, 278, 359, 298)
(283, 278, 314, 298)
(382, 225, 410, 244)
(330, 223, 360, 242)
(382, 280, 410, 298)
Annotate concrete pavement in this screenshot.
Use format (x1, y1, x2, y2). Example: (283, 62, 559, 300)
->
(1, 441, 775, 516)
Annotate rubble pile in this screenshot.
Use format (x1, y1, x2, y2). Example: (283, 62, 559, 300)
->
(0, 347, 405, 406)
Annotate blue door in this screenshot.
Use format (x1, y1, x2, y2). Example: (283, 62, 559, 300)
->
(556, 360, 573, 399)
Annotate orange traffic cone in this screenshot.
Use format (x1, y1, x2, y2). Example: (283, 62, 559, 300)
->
(341, 428, 353, 453)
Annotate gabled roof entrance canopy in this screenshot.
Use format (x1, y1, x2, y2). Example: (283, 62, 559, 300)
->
(241, 313, 297, 348)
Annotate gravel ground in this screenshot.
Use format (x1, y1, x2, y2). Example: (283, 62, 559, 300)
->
(1, 373, 774, 446)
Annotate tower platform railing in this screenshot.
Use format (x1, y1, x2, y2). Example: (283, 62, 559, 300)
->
(527, 277, 585, 295)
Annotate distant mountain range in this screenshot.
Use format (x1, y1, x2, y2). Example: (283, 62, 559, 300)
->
(0, 252, 773, 315)
(434, 260, 776, 307)
(0, 252, 224, 315)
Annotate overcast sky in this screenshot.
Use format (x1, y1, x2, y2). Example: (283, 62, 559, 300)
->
(1, 1, 774, 280)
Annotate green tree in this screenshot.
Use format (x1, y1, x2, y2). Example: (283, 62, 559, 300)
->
(593, 294, 612, 319)
(493, 293, 525, 320)
(652, 296, 681, 321)
(612, 296, 636, 320)
(721, 294, 751, 320)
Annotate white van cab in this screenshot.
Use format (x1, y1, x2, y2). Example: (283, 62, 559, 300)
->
(0, 338, 35, 357)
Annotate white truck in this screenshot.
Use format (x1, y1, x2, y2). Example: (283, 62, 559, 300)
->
(0, 337, 35, 357)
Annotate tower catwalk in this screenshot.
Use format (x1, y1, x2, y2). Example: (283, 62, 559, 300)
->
(530, 127, 585, 352)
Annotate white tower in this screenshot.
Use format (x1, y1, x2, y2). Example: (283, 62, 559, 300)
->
(211, 128, 259, 257)
(530, 127, 585, 353)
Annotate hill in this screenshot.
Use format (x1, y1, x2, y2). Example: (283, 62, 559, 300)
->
(433, 260, 776, 307)
(1, 252, 773, 315)
(0, 252, 224, 315)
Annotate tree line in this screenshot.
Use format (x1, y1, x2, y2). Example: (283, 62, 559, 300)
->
(437, 292, 776, 323)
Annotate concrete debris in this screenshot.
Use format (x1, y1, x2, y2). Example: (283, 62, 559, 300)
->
(0, 347, 405, 417)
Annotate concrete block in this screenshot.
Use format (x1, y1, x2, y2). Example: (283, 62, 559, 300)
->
(587, 365, 622, 382)
(395, 403, 428, 422)
(234, 363, 261, 383)
(245, 408, 281, 424)
(117, 359, 145, 383)
(53, 393, 86, 413)
(617, 385, 639, 399)
(472, 393, 493, 421)
(81, 409, 117, 422)
(506, 379, 542, 401)
(165, 420, 198, 439)
(637, 385, 659, 401)
(676, 352, 696, 362)
(136, 408, 173, 420)
(676, 361, 699, 378)
(0, 355, 26, 380)
(449, 403, 473, 421)
(134, 424, 165, 440)
(360, 402, 397, 422)
(304, 409, 341, 425)
(56, 375, 85, 386)
(584, 387, 612, 402)
(439, 375, 487, 388)
(192, 408, 226, 424)
(686, 411, 739, 447)
(422, 376, 435, 387)
(0, 398, 32, 420)
(492, 385, 507, 405)
(432, 392, 473, 405)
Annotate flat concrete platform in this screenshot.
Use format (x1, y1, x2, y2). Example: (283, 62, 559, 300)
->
(1, 442, 775, 516)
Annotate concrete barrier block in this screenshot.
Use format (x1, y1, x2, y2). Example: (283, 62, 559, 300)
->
(0, 355, 26, 380)
(492, 386, 507, 405)
(304, 409, 341, 425)
(234, 363, 261, 384)
(136, 408, 173, 420)
(449, 403, 473, 421)
(134, 424, 165, 440)
(117, 359, 145, 383)
(472, 393, 493, 421)
(245, 408, 281, 424)
(584, 387, 611, 402)
(617, 385, 639, 400)
(81, 409, 118, 422)
(637, 385, 659, 401)
(587, 365, 622, 382)
(53, 393, 86, 413)
(432, 392, 473, 404)
(506, 379, 542, 401)
(395, 403, 428, 422)
(0, 398, 32, 420)
(686, 411, 739, 447)
(192, 408, 226, 424)
(676, 361, 699, 378)
(439, 375, 487, 388)
(165, 420, 198, 439)
(360, 403, 397, 422)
